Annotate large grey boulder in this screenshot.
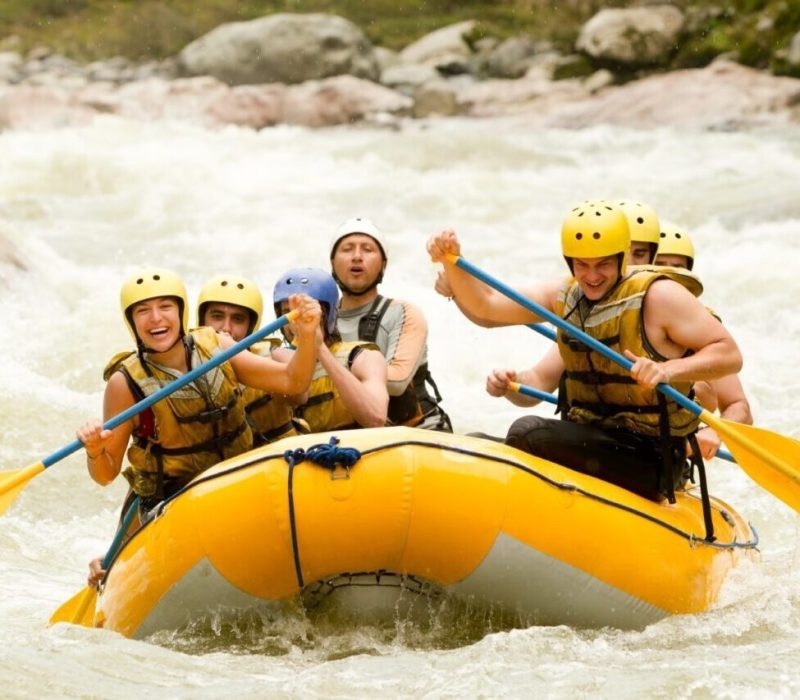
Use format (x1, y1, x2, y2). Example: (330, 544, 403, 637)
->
(577, 6, 685, 66)
(399, 21, 476, 67)
(177, 13, 379, 85)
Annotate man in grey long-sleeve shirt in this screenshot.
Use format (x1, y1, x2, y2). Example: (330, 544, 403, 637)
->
(330, 217, 452, 432)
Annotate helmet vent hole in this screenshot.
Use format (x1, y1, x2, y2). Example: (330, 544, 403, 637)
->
(595, 211, 601, 216)
(592, 232, 601, 240)
(221, 281, 229, 287)
(637, 217, 644, 224)
(660, 232, 666, 238)
(153, 275, 161, 281)
(675, 233, 682, 239)
(575, 233, 583, 240)
(136, 278, 144, 285)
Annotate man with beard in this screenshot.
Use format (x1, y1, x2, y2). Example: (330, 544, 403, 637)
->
(330, 217, 452, 431)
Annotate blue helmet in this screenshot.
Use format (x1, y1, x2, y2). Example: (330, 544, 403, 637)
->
(273, 267, 339, 335)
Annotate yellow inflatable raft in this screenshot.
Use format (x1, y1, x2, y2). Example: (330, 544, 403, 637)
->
(88, 427, 758, 639)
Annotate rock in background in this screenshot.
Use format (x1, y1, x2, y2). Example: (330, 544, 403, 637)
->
(177, 13, 378, 85)
(1, 9, 800, 131)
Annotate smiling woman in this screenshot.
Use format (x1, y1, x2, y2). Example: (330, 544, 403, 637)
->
(75, 268, 322, 515)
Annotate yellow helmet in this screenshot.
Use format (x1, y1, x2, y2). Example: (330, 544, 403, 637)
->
(618, 200, 660, 263)
(561, 200, 630, 276)
(658, 222, 695, 270)
(120, 268, 189, 343)
(197, 274, 263, 333)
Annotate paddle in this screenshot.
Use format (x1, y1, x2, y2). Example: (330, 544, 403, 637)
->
(446, 253, 800, 512)
(0, 310, 299, 517)
(49, 496, 140, 627)
(507, 381, 735, 463)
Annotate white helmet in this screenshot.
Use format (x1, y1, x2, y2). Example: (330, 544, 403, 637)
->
(329, 217, 388, 261)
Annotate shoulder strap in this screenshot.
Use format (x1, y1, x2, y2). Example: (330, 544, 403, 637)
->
(347, 345, 365, 369)
(357, 295, 392, 342)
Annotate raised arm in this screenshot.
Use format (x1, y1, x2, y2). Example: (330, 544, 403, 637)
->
(427, 229, 559, 326)
(227, 294, 321, 395)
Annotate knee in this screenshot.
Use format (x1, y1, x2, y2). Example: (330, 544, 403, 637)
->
(505, 415, 550, 451)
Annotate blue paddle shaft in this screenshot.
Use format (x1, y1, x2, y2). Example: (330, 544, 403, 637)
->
(102, 496, 140, 568)
(528, 323, 556, 341)
(42, 314, 293, 469)
(515, 383, 558, 405)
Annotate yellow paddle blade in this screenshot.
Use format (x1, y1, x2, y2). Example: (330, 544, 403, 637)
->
(703, 411, 800, 512)
(49, 586, 97, 628)
(0, 462, 45, 516)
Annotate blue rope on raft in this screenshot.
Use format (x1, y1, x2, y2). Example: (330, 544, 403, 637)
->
(283, 436, 362, 471)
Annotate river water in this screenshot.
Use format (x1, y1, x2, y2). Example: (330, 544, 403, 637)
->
(1, 116, 799, 698)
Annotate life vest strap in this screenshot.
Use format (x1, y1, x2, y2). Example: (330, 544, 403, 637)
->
(569, 399, 662, 416)
(174, 392, 238, 425)
(561, 333, 620, 352)
(140, 420, 248, 457)
(255, 420, 295, 442)
(565, 370, 638, 386)
(245, 393, 273, 413)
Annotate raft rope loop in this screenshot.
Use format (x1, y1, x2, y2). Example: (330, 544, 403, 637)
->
(284, 436, 362, 589)
(283, 436, 362, 477)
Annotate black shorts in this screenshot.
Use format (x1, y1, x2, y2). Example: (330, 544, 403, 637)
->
(505, 415, 689, 502)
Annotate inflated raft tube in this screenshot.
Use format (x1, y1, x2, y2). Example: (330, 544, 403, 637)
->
(91, 427, 758, 638)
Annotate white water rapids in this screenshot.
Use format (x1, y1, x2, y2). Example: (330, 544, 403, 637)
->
(1, 116, 800, 698)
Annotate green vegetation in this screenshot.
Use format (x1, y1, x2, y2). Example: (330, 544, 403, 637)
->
(0, 0, 619, 60)
(672, 1, 800, 74)
(0, 0, 797, 76)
